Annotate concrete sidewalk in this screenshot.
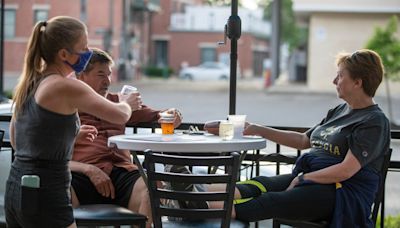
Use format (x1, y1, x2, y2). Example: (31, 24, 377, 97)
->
(5, 73, 400, 96)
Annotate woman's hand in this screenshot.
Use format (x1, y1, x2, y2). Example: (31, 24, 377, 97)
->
(243, 122, 260, 136)
(77, 125, 98, 142)
(286, 176, 300, 191)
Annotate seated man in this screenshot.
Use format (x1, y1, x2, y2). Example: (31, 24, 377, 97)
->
(70, 48, 182, 222)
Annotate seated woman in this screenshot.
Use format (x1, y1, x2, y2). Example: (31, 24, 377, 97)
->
(209, 49, 390, 227)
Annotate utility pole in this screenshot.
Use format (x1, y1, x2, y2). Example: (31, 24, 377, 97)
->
(271, 0, 281, 84)
(104, 0, 114, 53)
(119, 0, 132, 81)
(0, 0, 5, 101)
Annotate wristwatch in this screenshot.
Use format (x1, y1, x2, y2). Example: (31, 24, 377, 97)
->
(298, 173, 305, 184)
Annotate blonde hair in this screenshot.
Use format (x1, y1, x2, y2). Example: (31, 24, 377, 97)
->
(336, 49, 384, 97)
(13, 16, 87, 118)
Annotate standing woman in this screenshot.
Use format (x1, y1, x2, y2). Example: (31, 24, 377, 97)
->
(5, 16, 139, 227)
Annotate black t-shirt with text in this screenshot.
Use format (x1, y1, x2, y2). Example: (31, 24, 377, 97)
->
(306, 103, 390, 172)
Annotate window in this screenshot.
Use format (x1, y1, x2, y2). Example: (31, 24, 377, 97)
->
(34, 10, 48, 24)
(154, 40, 168, 67)
(4, 9, 16, 39)
(201, 48, 216, 63)
(209, 12, 215, 30)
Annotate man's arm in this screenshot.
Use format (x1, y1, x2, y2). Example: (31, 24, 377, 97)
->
(9, 117, 15, 148)
(69, 161, 115, 199)
(127, 105, 161, 125)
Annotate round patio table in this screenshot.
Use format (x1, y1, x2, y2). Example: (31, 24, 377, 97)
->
(108, 133, 266, 153)
(108, 133, 266, 186)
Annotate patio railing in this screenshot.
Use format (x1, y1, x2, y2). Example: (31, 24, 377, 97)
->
(0, 115, 399, 225)
(127, 121, 400, 227)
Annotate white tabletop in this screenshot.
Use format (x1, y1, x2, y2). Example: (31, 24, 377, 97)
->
(108, 133, 266, 153)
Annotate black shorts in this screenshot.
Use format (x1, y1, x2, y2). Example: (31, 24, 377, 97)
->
(234, 174, 336, 222)
(71, 166, 141, 208)
(5, 162, 74, 228)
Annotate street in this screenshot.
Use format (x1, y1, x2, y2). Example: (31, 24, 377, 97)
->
(110, 78, 400, 128)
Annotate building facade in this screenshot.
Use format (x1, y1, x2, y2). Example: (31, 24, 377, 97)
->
(293, 0, 400, 92)
(150, 0, 270, 77)
(3, 0, 130, 79)
(2, 0, 269, 80)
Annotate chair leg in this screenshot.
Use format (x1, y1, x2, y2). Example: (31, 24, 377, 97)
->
(272, 220, 280, 228)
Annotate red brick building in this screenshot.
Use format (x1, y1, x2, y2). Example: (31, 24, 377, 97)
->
(150, 0, 270, 77)
(3, 0, 269, 79)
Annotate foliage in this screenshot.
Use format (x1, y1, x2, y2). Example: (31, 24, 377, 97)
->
(263, 0, 308, 52)
(4, 90, 13, 99)
(206, 0, 307, 52)
(205, 0, 241, 6)
(143, 66, 173, 78)
(366, 16, 400, 81)
(376, 214, 400, 228)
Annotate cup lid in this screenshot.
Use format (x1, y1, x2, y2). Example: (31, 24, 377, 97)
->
(160, 112, 174, 118)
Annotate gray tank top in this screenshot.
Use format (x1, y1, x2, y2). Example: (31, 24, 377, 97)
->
(14, 96, 79, 161)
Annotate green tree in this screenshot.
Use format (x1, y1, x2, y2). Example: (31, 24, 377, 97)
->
(263, 0, 308, 52)
(365, 16, 400, 124)
(205, 0, 240, 6)
(206, 0, 307, 52)
(366, 16, 400, 81)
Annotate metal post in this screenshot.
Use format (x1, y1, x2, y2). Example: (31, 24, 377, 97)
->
(0, 0, 5, 99)
(228, 0, 241, 115)
(104, 0, 114, 53)
(271, 0, 281, 83)
(119, 0, 131, 81)
(229, 37, 237, 115)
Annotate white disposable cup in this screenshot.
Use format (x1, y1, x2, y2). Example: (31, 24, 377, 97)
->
(219, 120, 234, 141)
(228, 115, 246, 138)
(159, 112, 175, 124)
(121, 85, 138, 95)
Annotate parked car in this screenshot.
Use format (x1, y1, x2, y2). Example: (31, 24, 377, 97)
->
(179, 62, 230, 80)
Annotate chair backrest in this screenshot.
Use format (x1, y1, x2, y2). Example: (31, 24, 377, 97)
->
(371, 148, 392, 226)
(0, 129, 4, 149)
(144, 150, 240, 228)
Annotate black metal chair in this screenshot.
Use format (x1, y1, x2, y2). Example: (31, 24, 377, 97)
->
(0, 129, 7, 228)
(73, 204, 147, 228)
(144, 150, 248, 228)
(272, 149, 393, 228)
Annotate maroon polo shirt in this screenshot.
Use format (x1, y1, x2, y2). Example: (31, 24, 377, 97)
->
(72, 93, 160, 175)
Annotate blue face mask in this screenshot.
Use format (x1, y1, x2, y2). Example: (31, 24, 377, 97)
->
(65, 49, 93, 74)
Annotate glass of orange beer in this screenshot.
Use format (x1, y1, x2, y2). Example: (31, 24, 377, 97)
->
(160, 112, 175, 134)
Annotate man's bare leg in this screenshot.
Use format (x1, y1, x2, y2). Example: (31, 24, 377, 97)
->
(128, 177, 152, 228)
(206, 183, 242, 218)
(67, 222, 77, 228)
(70, 187, 80, 208)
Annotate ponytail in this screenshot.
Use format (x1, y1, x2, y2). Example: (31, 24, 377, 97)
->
(12, 21, 47, 118)
(12, 16, 86, 118)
